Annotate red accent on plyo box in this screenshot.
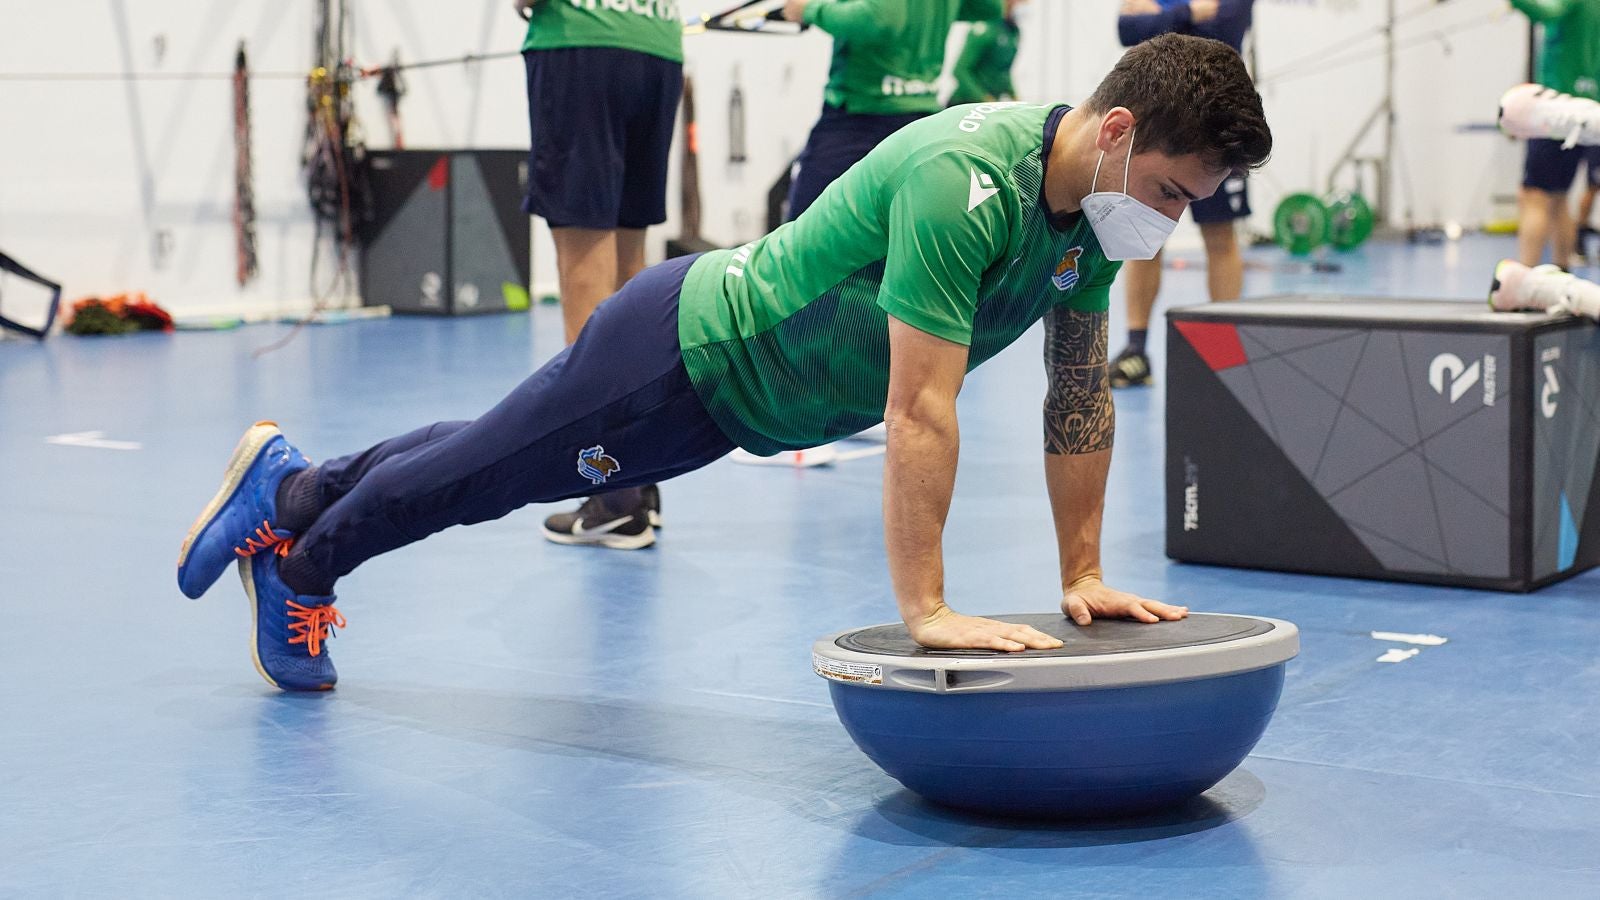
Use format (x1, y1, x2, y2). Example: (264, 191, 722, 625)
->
(1173, 321, 1248, 371)
(427, 156, 449, 191)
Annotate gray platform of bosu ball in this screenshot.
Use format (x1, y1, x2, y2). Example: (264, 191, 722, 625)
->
(814, 614, 1297, 693)
(1167, 296, 1600, 591)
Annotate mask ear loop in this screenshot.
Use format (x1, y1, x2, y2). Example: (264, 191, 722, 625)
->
(1121, 126, 1136, 196)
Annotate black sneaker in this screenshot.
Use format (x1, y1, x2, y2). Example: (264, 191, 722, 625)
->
(1109, 347, 1154, 388)
(542, 488, 655, 550)
(641, 483, 661, 528)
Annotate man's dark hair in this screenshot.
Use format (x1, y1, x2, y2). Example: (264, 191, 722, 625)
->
(1084, 33, 1272, 174)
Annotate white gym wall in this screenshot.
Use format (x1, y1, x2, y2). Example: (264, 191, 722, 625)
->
(0, 0, 1534, 316)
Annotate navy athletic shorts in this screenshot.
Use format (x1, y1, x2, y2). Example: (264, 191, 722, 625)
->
(521, 47, 683, 229)
(1522, 138, 1597, 194)
(1190, 173, 1251, 225)
(786, 103, 927, 221)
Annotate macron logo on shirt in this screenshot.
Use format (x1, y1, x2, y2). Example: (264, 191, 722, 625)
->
(967, 170, 999, 211)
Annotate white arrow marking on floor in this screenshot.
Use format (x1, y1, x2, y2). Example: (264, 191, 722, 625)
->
(1376, 648, 1421, 664)
(1370, 631, 1448, 646)
(46, 431, 143, 451)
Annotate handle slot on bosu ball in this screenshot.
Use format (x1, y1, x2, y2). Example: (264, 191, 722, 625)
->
(887, 668, 1015, 692)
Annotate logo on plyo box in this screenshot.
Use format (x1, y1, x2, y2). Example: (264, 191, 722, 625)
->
(1428, 352, 1496, 406)
(577, 445, 621, 485)
(1182, 457, 1200, 532)
(420, 271, 444, 309)
(1051, 247, 1084, 291)
(1541, 347, 1562, 419)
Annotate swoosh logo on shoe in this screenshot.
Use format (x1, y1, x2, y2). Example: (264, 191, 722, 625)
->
(572, 516, 630, 536)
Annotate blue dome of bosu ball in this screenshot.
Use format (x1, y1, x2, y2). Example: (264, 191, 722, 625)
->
(813, 613, 1298, 819)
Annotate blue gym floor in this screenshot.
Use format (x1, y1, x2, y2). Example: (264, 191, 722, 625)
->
(3, 235, 1597, 898)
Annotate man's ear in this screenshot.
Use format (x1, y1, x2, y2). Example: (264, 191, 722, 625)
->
(1094, 107, 1136, 154)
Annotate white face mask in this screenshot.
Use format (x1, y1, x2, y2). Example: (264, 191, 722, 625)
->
(1080, 127, 1177, 261)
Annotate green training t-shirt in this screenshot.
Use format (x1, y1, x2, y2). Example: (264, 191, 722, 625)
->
(522, 0, 684, 64)
(802, 0, 1004, 114)
(678, 103, 1120, 455)
(949, 19, 1021, 105)
(1513, 0, 1600, 99)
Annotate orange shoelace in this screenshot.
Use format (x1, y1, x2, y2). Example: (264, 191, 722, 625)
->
(286, 600, 347, 657)
(236, 520, 293, 558)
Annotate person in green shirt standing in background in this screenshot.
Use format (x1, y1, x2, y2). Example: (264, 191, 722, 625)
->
(948, 0, 1027, 106)
(780, 0, 1003, 219)
(1107, 0, 1255, 389)
(514, 0, 683, 549)
(1511, 0, 1600, 270)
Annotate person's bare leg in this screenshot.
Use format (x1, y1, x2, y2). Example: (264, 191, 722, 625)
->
(551, 227, 619, 344)
(1199, 221, 1243, 302)
(543, 225, 662, 541)
(1109, 251, 1162, 386)
(1577, 185, 1599, 263)
(1123, 251, 1162, 334)
(1519, 187, 1554, 268)
(615, 228, 648, 291)
(604, 226, 663, 523)
(1578, 185, 1598, 229)
(1553, 196, 1576, 269)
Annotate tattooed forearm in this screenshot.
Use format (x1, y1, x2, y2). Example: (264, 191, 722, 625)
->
(1043, 307, 1115, 455)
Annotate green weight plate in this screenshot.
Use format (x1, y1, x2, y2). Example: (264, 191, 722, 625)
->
(1325, 191, 1375, 251)
(1273, 193, 1329, 255)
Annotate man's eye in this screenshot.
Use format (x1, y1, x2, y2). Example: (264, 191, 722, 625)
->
(1160, 187, 1179, 201)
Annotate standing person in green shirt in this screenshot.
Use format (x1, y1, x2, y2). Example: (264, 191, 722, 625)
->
(514, 0, 683, 548)
(779, 0, 1003, 219)
(1511, 0, 1600, 269)
(948, 0, 1027, 107)
(1108, 0, 1255, 389)
(174, 36, 1271, 691)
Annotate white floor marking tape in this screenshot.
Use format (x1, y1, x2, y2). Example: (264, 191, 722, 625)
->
(728, 443, 886, 467)
(1370, 631, 1449, 646)
(729, 446, 838, 467)
(1376, 648, 1421, 664)
(46, 431, 143, 451)
(690, 688, 833, 710)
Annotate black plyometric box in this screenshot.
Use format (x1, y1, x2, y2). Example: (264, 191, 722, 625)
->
(360, 150, 530, 315)
(1167, 297, 1600, 591)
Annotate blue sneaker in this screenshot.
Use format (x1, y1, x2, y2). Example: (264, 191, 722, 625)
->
(239, 550, 345, 691)
(177, 422, 310, 599)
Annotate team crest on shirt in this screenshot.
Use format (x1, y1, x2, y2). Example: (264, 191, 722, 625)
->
(577, 445, 621, 485)
(1051, 247, 1084, 291)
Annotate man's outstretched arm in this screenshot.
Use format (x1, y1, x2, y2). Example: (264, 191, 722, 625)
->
(885, 317, 1061, 651)
(783, 0, 908, 42)
(1042, 305, 1187, 625)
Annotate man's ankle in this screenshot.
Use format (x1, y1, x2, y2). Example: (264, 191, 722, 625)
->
(275, 468, 324, 533)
